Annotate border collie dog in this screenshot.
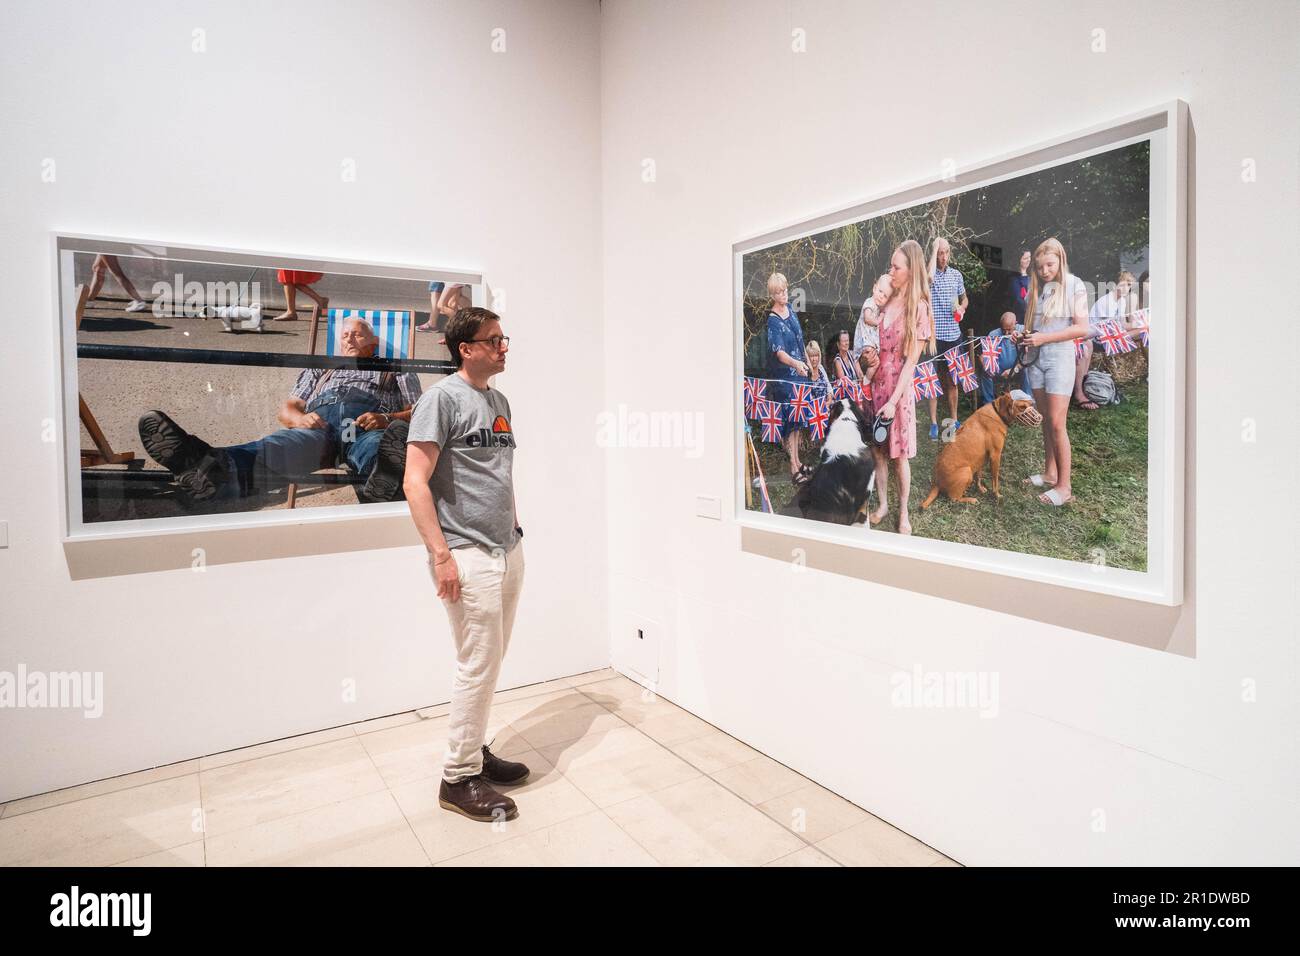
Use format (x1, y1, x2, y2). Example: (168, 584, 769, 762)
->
(784, 399, 876, 525)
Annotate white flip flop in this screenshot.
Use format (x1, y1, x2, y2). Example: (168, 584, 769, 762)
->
(1039, 487, 1073, 506)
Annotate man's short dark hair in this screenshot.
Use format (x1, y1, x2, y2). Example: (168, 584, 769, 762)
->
(445, 307, 499, 368)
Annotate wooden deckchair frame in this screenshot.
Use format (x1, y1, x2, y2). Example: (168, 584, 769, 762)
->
(75, 284, 136, 466)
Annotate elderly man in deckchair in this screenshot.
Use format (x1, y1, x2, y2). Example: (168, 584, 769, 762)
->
(138, 316, 420, 505)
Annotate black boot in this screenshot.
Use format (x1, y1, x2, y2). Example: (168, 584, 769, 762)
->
(138, 410, 231, 502)
(360, 419, 409, 503)
(481, 744, 530, 785)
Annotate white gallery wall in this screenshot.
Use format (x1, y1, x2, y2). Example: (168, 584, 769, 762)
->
(0, 0, 607, 803)
(1, 0, 1296, 868)
(600, 0, 1298, 864)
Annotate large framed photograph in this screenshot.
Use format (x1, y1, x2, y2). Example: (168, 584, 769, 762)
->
(54, 235, 483, 541)
(734, 102, 1186, 605)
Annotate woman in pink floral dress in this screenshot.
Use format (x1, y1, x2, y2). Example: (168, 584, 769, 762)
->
(868, 239, 933, 535)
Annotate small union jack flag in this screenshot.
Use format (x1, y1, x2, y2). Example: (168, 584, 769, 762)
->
(787, 383, 814, 423)
(758, 400, 785, 442)
(948, 351, 978, 392)
(743, 377, 765, 418)
(1074, 337, 1088, 360)
(857, 380, 871, 404)
(980, 335, 1003, 376)
(1130, 309, 1150, 346)
(807, 396, 830, 441)
(832, 377, 853, 401)
(912, 361, 940, 401)
(1096, 319, 1136, 356)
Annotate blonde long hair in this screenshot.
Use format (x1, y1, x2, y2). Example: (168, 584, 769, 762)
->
(1024, 238, 1072, 333)
(894, 239, 933, 357)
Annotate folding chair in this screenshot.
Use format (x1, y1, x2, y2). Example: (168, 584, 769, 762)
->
(286, 308, 416, 508)
(75, 284, 137, 466)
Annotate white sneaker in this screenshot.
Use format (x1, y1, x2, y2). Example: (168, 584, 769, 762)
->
(125, 300, 148, 313)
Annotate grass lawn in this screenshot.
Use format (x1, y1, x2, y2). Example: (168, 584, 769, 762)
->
(751, 381, 1149, 571)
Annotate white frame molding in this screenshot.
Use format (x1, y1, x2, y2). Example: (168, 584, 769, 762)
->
(53, 233, 484, 543)
(733, 101, 1187, 606)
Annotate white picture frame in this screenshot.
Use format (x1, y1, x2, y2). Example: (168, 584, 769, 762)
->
(54, 233, 484, 543)
(733, 101, 1187, 606)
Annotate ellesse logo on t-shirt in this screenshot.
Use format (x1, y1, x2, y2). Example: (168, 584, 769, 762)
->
(465, 415, 516, 448)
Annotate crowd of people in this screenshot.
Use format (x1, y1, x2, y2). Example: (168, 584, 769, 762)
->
(758, 236, 1151, 533)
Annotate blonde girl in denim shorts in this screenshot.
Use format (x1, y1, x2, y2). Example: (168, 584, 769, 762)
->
(1017, 238, 1090, 506)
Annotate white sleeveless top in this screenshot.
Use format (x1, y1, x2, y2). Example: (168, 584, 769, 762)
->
(1031, 274, 1086, 352)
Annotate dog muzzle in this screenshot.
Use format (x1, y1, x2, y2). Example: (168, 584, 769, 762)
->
(1008, 390, 1043, 427)
(1014, 405, 1044, 426)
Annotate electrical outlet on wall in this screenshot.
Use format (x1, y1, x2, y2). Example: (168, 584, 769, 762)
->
(616, 615, 660, 686)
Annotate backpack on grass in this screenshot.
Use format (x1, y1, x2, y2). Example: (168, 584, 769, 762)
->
(1083, 370, 1121, 406)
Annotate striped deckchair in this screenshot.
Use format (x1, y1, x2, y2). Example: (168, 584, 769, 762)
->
(324, 309, 415, 360)
(287, 307, 417, 508)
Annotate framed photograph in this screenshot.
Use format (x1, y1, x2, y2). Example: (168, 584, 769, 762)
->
(54, 234, 484, 541)
(733, 101, 1186, 605)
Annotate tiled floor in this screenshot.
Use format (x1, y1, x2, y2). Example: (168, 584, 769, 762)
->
(0, 669, 959, 867)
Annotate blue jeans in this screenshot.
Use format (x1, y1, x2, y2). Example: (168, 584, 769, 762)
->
(218, 387, 385, 498)
(980, 365, 1025, 405)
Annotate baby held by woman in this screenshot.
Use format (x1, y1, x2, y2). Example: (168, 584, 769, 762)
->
(854, 274, 892, 384)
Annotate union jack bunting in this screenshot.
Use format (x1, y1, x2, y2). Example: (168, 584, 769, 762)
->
(1075, 337, 1088, 360)
(857, 380, 871, 404)
(1096, 319, 1136, 356)
(948, 351, 978, 392)
(979, 335, 1003, 376)
(832, 377, 853, 401)
(807, 396, 830, 441)
(912, 361, 941, 401)
(1131, 308, 1150, 346)
(758, 400, 785, 442)
(743, 377, 765, 418)
(787, 383, 814, 423)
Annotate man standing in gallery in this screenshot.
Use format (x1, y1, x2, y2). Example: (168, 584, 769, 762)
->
(404, 306, 529, 823)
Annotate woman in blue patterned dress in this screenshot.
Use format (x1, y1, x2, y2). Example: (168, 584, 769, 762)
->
(765, 272, 812, 484)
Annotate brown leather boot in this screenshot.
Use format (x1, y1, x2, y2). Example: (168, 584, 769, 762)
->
(481, 744, 530, 785)
(438, 775, 518, 822)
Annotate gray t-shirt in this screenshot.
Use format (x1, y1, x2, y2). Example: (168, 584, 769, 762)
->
(407, 373, 519, 553)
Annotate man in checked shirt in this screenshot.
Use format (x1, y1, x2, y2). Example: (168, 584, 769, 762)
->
(137, 316, 421, 505)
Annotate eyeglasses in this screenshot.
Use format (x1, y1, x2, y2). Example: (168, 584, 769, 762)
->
(469, 335, 510, 349)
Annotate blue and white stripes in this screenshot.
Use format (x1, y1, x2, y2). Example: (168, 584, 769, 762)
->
(327, 309, 414, 359)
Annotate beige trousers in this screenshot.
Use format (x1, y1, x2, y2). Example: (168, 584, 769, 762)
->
(430, 542, 525, 783)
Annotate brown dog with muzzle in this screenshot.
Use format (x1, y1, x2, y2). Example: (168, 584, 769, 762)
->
(921, 390, 1043, 508)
